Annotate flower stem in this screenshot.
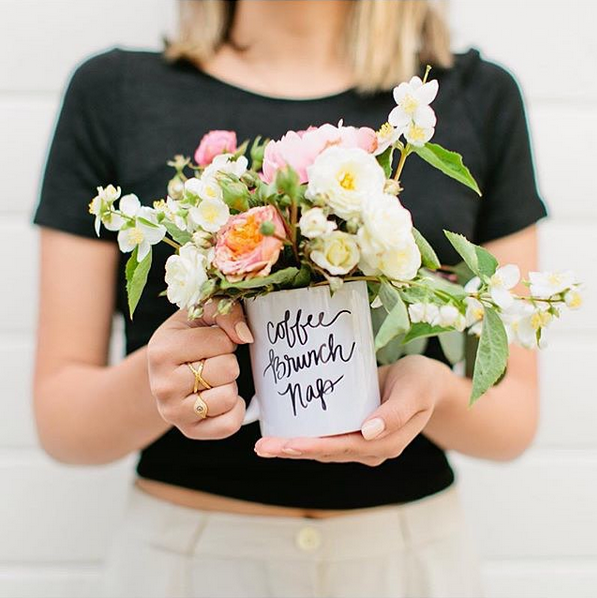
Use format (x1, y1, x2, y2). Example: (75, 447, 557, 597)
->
(162, 236, 181, 250)
(393, 145, 410, 182)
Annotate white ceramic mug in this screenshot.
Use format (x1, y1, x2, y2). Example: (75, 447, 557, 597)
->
(241, 280, 380, 437)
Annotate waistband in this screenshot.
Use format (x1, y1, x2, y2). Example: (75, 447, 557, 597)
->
(119, 482, 466, 563)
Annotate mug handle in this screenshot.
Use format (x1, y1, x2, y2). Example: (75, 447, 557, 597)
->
(241, 394, 260, 425)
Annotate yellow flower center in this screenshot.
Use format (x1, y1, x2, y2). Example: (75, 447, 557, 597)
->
(408, 124, 427, 143)
(402, 94, 418, 114)
(327, 242, 349, 266)
(226, 214, 263, 255)
(531, 310, 552, 330)
(338, 170, 356, 191)
(129, 227, 145, 245)
(377, 122, 393, 140)
(153, 199, 167, 211)
(548, 273, 562, 286)
(202, 204, 220, 223)
(205, 185, 218, 199)
(567, 291, 582, 308)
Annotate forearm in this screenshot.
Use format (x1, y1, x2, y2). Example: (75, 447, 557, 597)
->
(423, 360, 539, 461)
(34, 346, 171, 465)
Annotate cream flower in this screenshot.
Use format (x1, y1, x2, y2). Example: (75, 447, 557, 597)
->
(488, 265, 520, 309)
(465, 297, 485, 327)
(502, 300, 552, 349)
(165, 243, 208, 309)
(310, 231, 360, 276)
(404, 122, 435, 147)
(529, 270, 576, 299)
(306, 147, 386, 220)
(564, 288, 583, 309)
(360, 193, 413, 250)
(434, 305, 466, 331)
(189, 198, 230, 233)
(299, 207, 337, 239)
(205, 153, 248, 179)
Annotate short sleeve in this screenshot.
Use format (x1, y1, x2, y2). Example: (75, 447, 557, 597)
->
(468, 59, 548, 244)
(32, 49, 124, 240)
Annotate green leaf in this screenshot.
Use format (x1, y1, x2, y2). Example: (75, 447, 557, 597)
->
(413, 228, 440, 270)
(371, 306, 404, 365)
(376, 145, 394, 178)
(374, 292, 409, 350)
(420, 271, 467, 300)
(292, 264, 312, 288)
(379, 279, 401, 312)
(438, 330, 465, 365)
(403, 336, 429, 356)
(125, 248, 152, 319)
(469, 307, 509, 405)
(402, 322, 448, 344)
(219, 267, 299, 290)
(452, 261, 475, 286)
(414, 142, 482, 196)
(162, 221, 192, 246)
(444, 231, 498, 278)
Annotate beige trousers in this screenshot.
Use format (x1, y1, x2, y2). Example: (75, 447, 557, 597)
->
(101, 482, 484, 598)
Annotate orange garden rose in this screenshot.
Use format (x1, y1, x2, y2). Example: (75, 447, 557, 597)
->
(213, 206, 286, 281)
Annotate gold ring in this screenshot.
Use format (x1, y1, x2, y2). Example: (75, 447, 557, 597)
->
(186, 360, 212, 393)
(193, 393, 209, 419)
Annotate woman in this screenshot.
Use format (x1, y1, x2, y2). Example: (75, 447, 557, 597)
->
(32, 1, 547, 597)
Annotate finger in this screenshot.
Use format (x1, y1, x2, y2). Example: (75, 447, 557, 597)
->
(359, 393, 420, 441)
(255, 433, 367, 462)
(203, 301, 254, 345)
(175, 353, 240, 394)
(150, 327, 237, 370)
(182, 396, 246, 440)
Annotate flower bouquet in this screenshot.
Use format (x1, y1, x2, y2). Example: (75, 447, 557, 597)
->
(90, 69, 581, 437)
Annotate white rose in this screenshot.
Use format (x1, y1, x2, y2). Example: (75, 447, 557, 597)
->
(358, 229, 421, 281)
(306, 147, 386, 220)
(360, 193, 413, 250)
(165, 243, 209, 309)
(299, 207, 337, 239)
(310, 231, 360, 276)
(189, 198, 230, 233)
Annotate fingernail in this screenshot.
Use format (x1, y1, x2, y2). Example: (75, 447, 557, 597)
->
(361, 418, 385, 440)
(282, 447, 302, 456)
(235, 321, 254, 343)
(254, 446, 274, 458)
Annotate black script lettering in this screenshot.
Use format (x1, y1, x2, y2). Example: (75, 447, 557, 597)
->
(266, 309, 352, 349)
(278, 375, 344, 417)
(262, 335, 356, 384)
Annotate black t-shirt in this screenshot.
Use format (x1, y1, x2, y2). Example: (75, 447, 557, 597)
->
(32, 47, 547, 509)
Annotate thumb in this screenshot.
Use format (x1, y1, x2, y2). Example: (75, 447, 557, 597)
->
(360, 394, 410, 441)
(202, 301, 254, 345)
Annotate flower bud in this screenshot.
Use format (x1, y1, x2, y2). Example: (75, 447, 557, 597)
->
(192, 230, 213, 248)
(259, 221, 276, 236)
(168, 176, 185, 200)
(345, 218, 360, 234)
(383, 179, 402, 196)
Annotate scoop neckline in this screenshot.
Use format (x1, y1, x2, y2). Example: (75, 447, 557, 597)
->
(194, 67, 358, 103)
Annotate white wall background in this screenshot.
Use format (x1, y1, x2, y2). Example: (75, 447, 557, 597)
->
(1, 1, 595, 596)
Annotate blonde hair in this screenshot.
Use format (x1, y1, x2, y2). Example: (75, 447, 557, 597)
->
(166, 0, 453, 93)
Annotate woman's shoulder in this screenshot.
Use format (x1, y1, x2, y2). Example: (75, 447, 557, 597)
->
(66, 47, 181, 95)
(443, 47, 526, 106)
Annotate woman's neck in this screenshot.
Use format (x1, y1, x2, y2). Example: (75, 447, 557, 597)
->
(203, 0, 355, 99)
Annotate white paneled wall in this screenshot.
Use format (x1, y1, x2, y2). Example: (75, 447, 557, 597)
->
(1, 1, 595, 597)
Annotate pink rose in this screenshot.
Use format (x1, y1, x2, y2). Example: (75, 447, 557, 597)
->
(214, 206, 286, 281)
(261, 122, 378, 183)
(194, 130, 237, 166)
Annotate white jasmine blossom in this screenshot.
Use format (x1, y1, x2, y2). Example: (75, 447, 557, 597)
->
(206, 153, 249, 179)
(117, 205, 166, 261)
(564, 288, 583, 309)
(189, 198, 230, 233)
(89, 185, 121, 235)
(306, 147, 386, 220)
(433, 304, 466, 331)
(389, 76, 438, 135)
(404, 122, 435, 147)
(488, 264, 520, 309)
(501, 300, 552, 349)
(299, 207, 337, 239)
(374, 122, 402, 155)
(165, 243, 208, 309)
(408, 302, 440, 325)
(464, 276, 482, 293)
(529, 270, 576, 299)
(465, 297, 485, 327)
(310, 231, 360, 276)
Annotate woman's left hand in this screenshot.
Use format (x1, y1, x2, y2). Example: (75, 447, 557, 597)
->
(254, 355, 454, 466)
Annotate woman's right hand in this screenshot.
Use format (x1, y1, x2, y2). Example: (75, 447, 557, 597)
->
(147, 303, 254, 440)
